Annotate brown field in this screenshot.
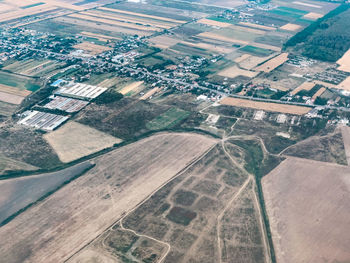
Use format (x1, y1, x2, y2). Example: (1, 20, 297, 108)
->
(262, 158, 350, 263)
(220, 97, 311, 115)
(0, 133, 216, 263)
(197, 18, 232, 28)
(239, 22, 276, 31)
(140, 87, 161, 100)
(43, 121, 122, 163)
(234, 54, 251, 63)
(217, 65, 258, 79)
(0, 3, 14, 13)
(73, 42, 112, 55)
(0, 4, 57, 23)
(311, 87, 326, 100)
(303, 12, 323, 20)
(68, 13, 161, 32)
(255, 53, 289, 73)
(120, 81, 144, 95)
(0, 91, 24, 105)
(198, 32, 249, 45)
(40, 0, 84, 11)
(291, 81, 315, 95)
(148, 35, 182, 49)
(232, 24, 266, 35)
(69, 142, 266, 263)
(0, 154, 37, 175)
(0, 84, 31, 97)
(280, 23, 302, 31)
(98, 7, 187, 24)
(337, 48, 350, 73)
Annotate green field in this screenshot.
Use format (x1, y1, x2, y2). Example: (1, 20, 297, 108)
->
(0, 72, 40, 91)
(146, 107, 190, 130)
(239, 45, 274, 56)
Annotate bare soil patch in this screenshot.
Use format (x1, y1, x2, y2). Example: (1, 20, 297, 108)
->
(262, 158, 350, 263)
(44, 121, 122, 163)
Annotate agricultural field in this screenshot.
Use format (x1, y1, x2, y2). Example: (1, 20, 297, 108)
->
(72, 142, 269, 263)
(220, 97, 311, 115)
(0, 154, 37, 176)
(337, 48, 350, 73)
(255, 53, 289, 73)
(0, 161, 93, 225)
(3, 59, 63, 77)
(263, 158, 350, 263)
(44, 121, 122, 163)
(217, 65, 258, 79)
(146, 107, 190, 130)
(73, 41, 112, 56)
(0, 133, 216, 263)
(0, 71, 40, 105)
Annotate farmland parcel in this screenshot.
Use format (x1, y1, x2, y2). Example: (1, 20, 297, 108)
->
(0, 133, 216, 263)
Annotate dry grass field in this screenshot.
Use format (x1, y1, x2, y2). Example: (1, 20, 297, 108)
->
(197, 18, 232, 28)
(44, 121, 122, 163)
(182, 41, 234, 54)
(120, 81, 144, 95)
(220, 97, 311, 115)
(280, 23, 302, 31)
(303, 12, 323, 20)
(69, 143, 267, 263)
(140, 87, 160, 100)
(0, 133, 217, 263)
(0, 91, 25, 105)
(148, 35, 182, 49)
(337, 48, 350, 73)
(80, 31, 121, 42)
(262, 158, 350, 263)
(255, 53, 289, 73)
(198, 32, 249, 45)
(292, 1, 322, 9)
(290, 81, 315, 95)
(0, 3, 57, 23)
(337, 76, 350, 91)
(73, 42, 112, 55)
(238, 55, 273, 70)
(217, 65, 258, 79)
(311, 86, 326, 100)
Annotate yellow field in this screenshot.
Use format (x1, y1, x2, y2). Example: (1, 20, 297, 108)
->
(238, 22, 275, 31)
(0, 4, 56, 23)
(217, 65, 258, 79)
(120, 81, 144, 95)
(98, 7, 186, 24)
(234, 54, 251, 63)
(291, 81, 315, 95)
(220, 97, 311, 115)
(303, 12, 323, 20)
(44, 121, 122, 163)
(140, 87, 160, 100)
(198, 32, 249, 45)
(280, 23, 302, 31)
(197, 18, 232, 28)
(255, 53, 289, 73)
(239, 55, 273, 70)
(73, 42, 112, 55)
(148, 35, 182, 49)
(251, 42, 281, 52)
(337, 49, 350, 73)
(337, 76, 350, 91)
(40, 0, 84, 11)
(312, 87, 326, 100)
(232, 24, 266, 35)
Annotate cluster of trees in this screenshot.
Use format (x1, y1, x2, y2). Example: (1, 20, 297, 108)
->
(284, 4, 350, 62)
